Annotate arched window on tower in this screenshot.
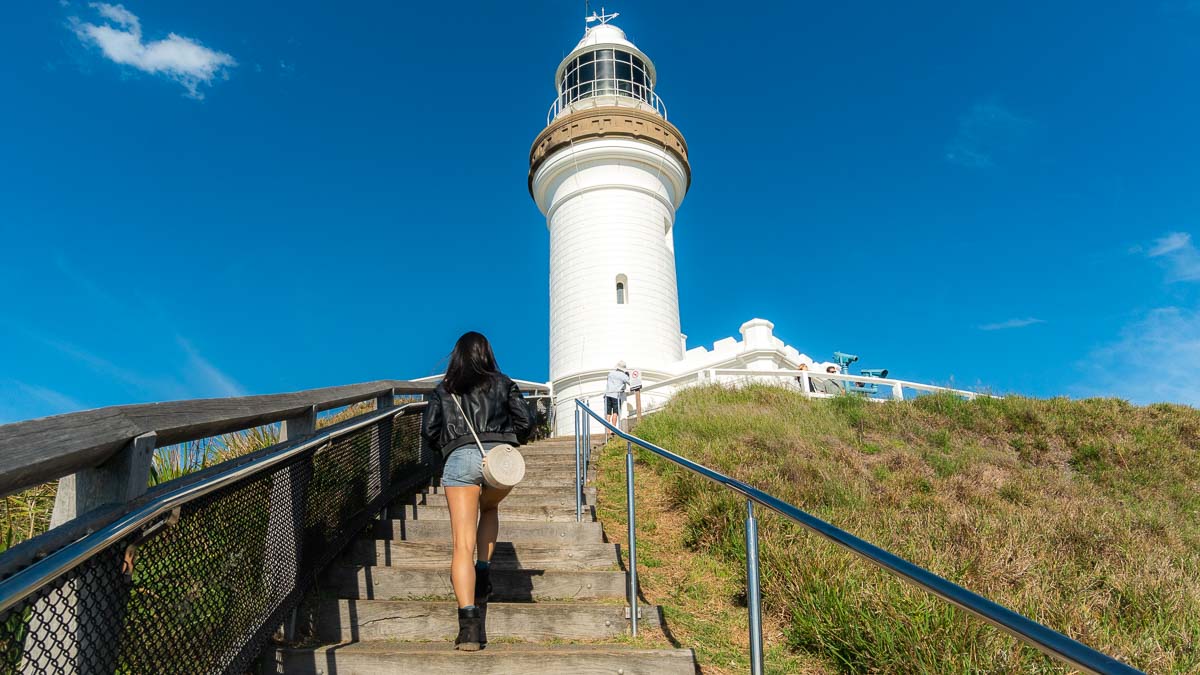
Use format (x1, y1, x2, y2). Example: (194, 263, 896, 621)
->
(616, 274, 628, 304)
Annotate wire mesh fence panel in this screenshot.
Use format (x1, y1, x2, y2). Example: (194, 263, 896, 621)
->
(0, 406, 431, 675)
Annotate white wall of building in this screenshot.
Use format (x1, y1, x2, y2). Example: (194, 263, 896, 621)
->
(534, 137, 689, 393)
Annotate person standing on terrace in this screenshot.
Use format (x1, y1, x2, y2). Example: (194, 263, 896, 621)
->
(604, 361, 630, 434)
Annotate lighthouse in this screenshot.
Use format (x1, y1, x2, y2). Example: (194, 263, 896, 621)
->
(529, 12, 691, 431)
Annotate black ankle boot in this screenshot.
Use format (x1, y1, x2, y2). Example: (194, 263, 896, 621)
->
(454, 606, 481, 651)
(474, 566, 492, 645)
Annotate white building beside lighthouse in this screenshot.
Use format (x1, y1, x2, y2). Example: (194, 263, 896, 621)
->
(530, 14, 813, 433)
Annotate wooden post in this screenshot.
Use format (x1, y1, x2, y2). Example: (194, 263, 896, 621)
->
(376, 389, 394, 412)
(279, 405, 317, 443)
(269, 405, 316, 641)
(34, 432, 156, 673)
(50, 431, 157, 528)
(372, 389, 395, 499)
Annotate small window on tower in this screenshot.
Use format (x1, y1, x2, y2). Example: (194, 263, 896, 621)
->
(616, 274, 629, 304)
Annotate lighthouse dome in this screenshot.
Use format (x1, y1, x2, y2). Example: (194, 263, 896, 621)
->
(550, 22, 664, 121)
(571, 23, 637, 52)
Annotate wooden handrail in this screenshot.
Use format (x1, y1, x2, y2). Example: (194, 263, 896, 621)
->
(0, 379, 445, 499)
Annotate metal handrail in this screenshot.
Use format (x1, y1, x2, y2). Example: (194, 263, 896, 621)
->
(0, 401, 427, 615)
(547, 83, 668, 124)
(573, 400, 1142, 675)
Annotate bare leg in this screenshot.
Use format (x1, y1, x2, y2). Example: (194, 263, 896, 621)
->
(477, 485, 512, 562)
(445, 485, 481, 608)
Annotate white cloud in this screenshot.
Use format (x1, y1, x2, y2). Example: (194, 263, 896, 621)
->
(0, 380, 87, 423)
(71, 3, 236, 98)
(42, 335, 185, 399)
(1077, 307, 1200, 406)
(1148, 232, 1190, 256)
(177, 337, 246, 398)
(979, 317, 1046, 331)
(1144, 231, 1200, 282)
(945, 102, 1036, 169)
(92, 2, 138, 29)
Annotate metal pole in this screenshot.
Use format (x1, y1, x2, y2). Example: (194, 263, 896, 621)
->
(574, 407, 582, 523)
(745, 500, 764, 675)
(625, 440, 639, 637)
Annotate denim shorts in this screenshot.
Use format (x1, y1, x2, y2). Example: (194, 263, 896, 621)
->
(441, 442, 506, 488)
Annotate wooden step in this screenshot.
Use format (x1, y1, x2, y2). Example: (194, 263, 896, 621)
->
(423, 470, 596, 487)
(507, 469, 596, 480)
(419, 486, 598, 498)
(516, 448, 580, 456)
(424, 479, 589, 491)
(506, 476, 592, 489)
(270, 642, 696, 675)
(514, 460, 591, 470)
(389, 503, 595, 522)
(315, 600, 662, 642)
(345, 540, 621, 570)
(325, 565, 627, 601)
(511, 446, 582, 454)
(373, 519, 606, 545)
(417, 492, 591, 508)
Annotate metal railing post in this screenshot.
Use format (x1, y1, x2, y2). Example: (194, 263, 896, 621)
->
(625, 439, 639, 637)
(745, 500, 764, 675)
(575, 407, 582, 523)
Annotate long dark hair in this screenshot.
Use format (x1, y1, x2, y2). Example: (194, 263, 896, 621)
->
(442, 331, 500, 394)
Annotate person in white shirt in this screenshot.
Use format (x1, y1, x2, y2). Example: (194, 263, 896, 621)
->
(604, 361, 631, 432)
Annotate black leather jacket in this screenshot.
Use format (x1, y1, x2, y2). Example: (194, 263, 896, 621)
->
(420, 373, 533, 459)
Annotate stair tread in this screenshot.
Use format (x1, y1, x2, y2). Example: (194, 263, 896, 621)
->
(272, 643, 695, 675)
(325, 566, 627, 601)
(417, 493, 592, 507)
(346, 540, 620, 569)
(374, 519, 606, 544)
(390, 504, 596, 522)
(282, 642, 689, 655)
(316, 599, 663, 642)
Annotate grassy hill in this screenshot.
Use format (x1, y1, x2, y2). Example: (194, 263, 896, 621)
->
(593, 386, 1199, 673)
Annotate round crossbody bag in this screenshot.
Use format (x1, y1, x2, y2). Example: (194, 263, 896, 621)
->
(451, 393, 526, 489)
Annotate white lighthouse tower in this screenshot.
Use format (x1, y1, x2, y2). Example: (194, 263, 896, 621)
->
(530, 12, 691, 432)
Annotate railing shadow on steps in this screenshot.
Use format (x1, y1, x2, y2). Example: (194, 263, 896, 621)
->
(572, 399, 1144, 675)
(0, 378, 549, 674)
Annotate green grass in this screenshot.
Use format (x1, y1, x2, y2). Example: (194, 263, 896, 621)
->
(595, 385, 1200, 674)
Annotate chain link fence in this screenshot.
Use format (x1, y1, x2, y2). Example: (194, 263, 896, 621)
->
(0, 404, 431, 675)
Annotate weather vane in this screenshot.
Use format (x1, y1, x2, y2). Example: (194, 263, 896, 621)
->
(585, 5, 619, 26)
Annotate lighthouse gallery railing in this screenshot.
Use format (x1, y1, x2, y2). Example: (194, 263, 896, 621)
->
(573, 399, 1143, 675)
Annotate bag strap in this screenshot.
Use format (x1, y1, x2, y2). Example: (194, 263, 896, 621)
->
(450, 392, 490, 456)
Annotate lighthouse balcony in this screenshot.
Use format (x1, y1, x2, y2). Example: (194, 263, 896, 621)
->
(547, 84, 667, 124)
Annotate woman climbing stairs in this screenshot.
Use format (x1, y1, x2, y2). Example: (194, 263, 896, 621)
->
(267, 436, 696, 674)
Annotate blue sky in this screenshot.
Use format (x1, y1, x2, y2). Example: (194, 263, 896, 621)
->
(3, 0, 1200, 422)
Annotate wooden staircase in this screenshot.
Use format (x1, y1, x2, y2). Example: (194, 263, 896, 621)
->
(269, 436, 696, 674)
